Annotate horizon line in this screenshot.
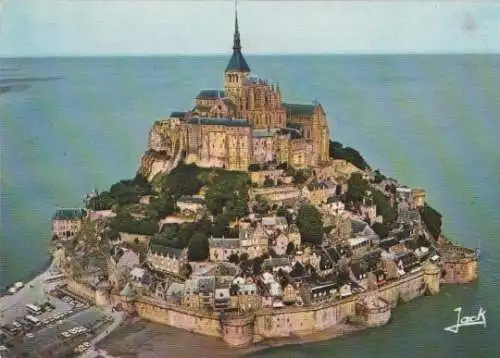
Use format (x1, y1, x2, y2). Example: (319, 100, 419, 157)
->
(2, 51, 500, 59)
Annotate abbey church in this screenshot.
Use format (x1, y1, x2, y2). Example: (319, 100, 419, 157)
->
(146, 7, 330, 173)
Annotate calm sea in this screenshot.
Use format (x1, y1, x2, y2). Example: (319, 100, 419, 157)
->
(1, 55, 499, 357)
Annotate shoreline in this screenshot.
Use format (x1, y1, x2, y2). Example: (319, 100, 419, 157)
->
(97, 319, 369, 357)
(0, 255, 52, 296)
(0, 258, 54, 316)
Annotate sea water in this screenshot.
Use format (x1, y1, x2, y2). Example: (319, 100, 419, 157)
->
(1, 55, 499, 356)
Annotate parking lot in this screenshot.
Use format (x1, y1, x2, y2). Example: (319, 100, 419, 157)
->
(1, 288, 112, 357)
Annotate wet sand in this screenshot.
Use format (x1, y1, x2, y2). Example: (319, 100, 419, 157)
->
(97, 319, 369, 358)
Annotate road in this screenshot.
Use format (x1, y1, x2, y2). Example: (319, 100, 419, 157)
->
(78, 309, 124, 358)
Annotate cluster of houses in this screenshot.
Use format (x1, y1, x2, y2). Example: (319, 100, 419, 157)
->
(94, 194, 436, 313)
(52, 163, 436, 314)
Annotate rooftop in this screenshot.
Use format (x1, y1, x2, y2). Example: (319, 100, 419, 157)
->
(52, 208, 86, 221)
(187, 117, 250, 127)
(196, 90, 225, 99)
(282, 102, 317, 117)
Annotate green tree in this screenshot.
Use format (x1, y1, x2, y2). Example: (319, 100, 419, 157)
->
(212, 215, 230, 237)
(346, 172, 369, 205)
(253, 195, 270, 215)
(372, 189, 397, 225)
(160, 163, 203, 199)
(188, 232, 209, 261)
(225, 194, 249, 221)
(372, 222, 390, 239)
(296, 204, 324, 245)
(329, 140, 370, 170)
(419, 203, 442, 239)
(150, 195, 176, 218)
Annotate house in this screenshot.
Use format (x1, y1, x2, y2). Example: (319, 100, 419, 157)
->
(176, 195, 206, 216)
(208, 236, 240, 262)
(359, 198, 377, 224)
(272, 232, 290, 256)
(51, 208, 87, 239)
(214, 286, 231, 311)
(325, 198, 345, 216)
(411, 188, 426, 208)
(239, 224, 269, 259)
(395, 252, 420, 274)
(302, 179, 338, 205)
(348, 236, 373, 256)
(183, 276, 216, 309)
(146, 244, 188, 275)
(166, 282, 185, 305)
(263, 257, 292, 273)
(379, 237, 400, 252)
(285, 224, 301, 248)
(262, 216, 288, 233)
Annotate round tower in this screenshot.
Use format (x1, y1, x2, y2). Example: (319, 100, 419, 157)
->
(423, 262, 441, 295)
(221, 313, 255, 347)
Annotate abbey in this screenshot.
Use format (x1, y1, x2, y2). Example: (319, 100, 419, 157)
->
(149, 8, 330, 172)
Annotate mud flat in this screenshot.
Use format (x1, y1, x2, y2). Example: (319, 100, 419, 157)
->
(96, 319, 368, 358)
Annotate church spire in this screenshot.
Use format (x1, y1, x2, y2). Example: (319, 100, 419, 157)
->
(224, 0, 251, 73)
(233, 0, 241, 52)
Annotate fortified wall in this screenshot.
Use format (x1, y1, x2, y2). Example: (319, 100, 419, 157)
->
(133, 265, 440, 347)
(439, 245, 479, 284)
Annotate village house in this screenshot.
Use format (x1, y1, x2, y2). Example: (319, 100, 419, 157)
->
(108, 247, 141, 287)
(271, 231, 291, 256)
(327, 213, 352, 243)
(239, 223, 269, 259)
(325, 198, 346, 216)
(146, 243, 188, 275)
(51, 208, 87, 239)
(208, 236, 240, 262)
(302, 179, 338, 205)
(359, 197, 379, 225)
(183, 276, 216, 310)
(285, 223, 302, 248)
(261, 216, 288, 233)
(263, 257, 292, 273)
(411, 188, 426, 208)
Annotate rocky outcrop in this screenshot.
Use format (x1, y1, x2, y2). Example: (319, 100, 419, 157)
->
(138, 119, 185, 181)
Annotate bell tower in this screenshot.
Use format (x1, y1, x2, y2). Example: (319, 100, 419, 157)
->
(224, 0, 250, 108)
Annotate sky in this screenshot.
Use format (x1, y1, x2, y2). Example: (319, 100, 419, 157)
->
(0, 0, 499, 57)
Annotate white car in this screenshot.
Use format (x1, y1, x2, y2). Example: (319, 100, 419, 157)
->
(25, 333, 34, 338)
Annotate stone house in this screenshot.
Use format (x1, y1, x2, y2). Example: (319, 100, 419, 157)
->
(239, 224, 269, 259)
(325, 198, 345, 216)
(285, 224, 301, 248)
(411, 188, 426, 208)
(208, 236, 240, 262)
(51, 208, 87, 239)
(302, 180, 338, 205)
(272, 232, 291, 256)
(263, 257, 292, 273)
(146, 244, 188, 275)
(261, 216, 288, 234)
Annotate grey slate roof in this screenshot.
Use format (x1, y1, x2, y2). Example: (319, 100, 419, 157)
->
(282, 103, 317, 117)
(187, 117, 250, 127)
(225, 51, 251, 73)
(196, 90, 225, 99)
(170, 111, 186, 119)
(52, 208, 86, 221)
(253, 129, 276, 138)
(149, 243, 183, 259)
(208, 237, 240, 249)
